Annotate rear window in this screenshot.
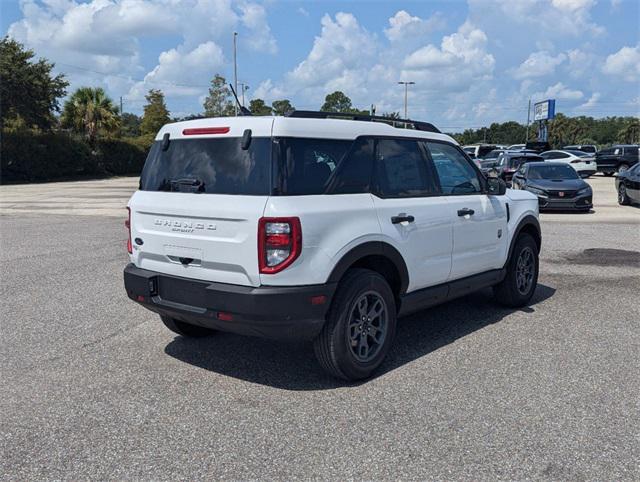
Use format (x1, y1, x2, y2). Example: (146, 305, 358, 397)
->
(140, 138, 272, 195)
(509, 156, 542, 168)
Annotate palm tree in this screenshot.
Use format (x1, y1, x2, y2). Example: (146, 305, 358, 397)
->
(61, 87, 119, 142)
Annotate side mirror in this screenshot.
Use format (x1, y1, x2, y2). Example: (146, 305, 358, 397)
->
(487, 177, 507, 195)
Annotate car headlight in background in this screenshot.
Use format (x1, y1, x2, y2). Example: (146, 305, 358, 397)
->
(577, 186, 592, 195)
(526, 186, 547, 196)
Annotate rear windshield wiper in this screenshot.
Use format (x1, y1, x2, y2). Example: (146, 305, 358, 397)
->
(167, 178, 206, 193)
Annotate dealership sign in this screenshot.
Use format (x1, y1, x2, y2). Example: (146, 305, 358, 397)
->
(534, 99, 556, 121)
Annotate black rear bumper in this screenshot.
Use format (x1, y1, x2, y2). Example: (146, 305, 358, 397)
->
(124, 264, 336, 340)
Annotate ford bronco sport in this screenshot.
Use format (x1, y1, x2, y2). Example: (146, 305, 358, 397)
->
(124, 111, 541, 381)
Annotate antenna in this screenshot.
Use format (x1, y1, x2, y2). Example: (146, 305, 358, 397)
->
(229, 84, 252, 116)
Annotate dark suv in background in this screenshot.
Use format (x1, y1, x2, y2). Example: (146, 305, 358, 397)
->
(481, 151, 543, 184)
(596, 145, 639, 175)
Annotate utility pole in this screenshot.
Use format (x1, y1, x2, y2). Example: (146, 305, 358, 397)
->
(239, 83, 249, 107)
(525, 98, 531, 142)
(398, 81, 415, 119)
(233, 32, 238, 116)
(120, 96, 123, 114)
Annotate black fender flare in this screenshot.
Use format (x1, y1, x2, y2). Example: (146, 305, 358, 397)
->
(506, 215, 541, 266)
(327, 241, 410, 295)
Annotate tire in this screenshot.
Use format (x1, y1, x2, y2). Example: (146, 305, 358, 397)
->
(617, 164, 629, 174)
(493, 233, 539, 308)
(314, 269, 397, 381)
(160, 315, 216, 337)
(618, 184, 631, 205)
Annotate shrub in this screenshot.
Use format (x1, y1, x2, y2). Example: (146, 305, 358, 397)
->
(0, 130, 150, 183)
(1, 130, 97, 183)
(95, 137, 147, 175)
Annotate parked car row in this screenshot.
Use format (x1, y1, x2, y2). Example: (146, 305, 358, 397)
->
(465, 143, 639, 182)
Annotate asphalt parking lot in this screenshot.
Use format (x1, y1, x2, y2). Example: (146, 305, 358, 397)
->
(1, 176, 639, 480)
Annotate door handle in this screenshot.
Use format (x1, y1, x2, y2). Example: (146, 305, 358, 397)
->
(457, 208, 475, 216)
(391, 214, 415, 224)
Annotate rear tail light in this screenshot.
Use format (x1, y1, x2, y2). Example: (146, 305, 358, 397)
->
(126, 207, 132, 254)
(258, 217, 301, 274)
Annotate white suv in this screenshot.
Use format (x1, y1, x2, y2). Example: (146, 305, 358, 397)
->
(124, 112, 541, 380)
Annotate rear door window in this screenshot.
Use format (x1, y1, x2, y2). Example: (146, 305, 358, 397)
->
(374, 138, 438, 197)
(140, 137, 272, 195)
(274, 138, 353, 195)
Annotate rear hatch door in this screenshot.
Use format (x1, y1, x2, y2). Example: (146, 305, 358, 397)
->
(128, 119, 274, 287)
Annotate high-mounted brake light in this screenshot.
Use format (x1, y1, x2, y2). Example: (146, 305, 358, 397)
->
(126, 207, 132, 254)
(182, 127, 230, 135)
(258, 217, 302, 274)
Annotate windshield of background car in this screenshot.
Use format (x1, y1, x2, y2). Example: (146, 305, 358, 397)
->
(139, 137, 272, 195)
(462, 147, 475, 155)
(508, 156, 542, 168)
(528, 164, 579, 180)
(566, 150, 591, 157)
(483, 149, 503, 159)
(478, 146, 495, 158)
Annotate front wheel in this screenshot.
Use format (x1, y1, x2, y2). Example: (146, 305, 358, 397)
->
(618, 184, 631, 205)
(314, 269, 397, 381)
(494, 233, 539, 308)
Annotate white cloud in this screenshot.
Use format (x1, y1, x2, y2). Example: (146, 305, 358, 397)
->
(602, 45, 640, 82)
(129, 42, 225, 99)
(551, 0, 595, 11)
(7, 0, 277, 107)
(384, 10, 445, 43)
(239, 3, 277, 54)
(577, 92, 601, 109)
(536, 82, 584, 101)
(565, 48, 595, 78)
(511, 51, 566, 79)
(287, 13, 376, 89)
(468, 0, 603, 36)
(297, 7, 309, 17)
(256, 15, 496, 121)
(402, 22, 495, 91)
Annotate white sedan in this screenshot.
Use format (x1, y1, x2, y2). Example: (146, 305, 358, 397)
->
(539, 150, 597, 178)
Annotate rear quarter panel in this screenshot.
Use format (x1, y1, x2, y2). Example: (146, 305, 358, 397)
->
(261, 194, 381, 286)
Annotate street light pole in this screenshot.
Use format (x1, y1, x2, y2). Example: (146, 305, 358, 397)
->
(239, 83, 249, 107)
(398, 81, 415, 119)
(233, 32, 238, 116)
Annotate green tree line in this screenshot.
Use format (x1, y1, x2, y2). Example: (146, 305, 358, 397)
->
(1, 37, 638, 183)
(450, 114, 639, 147)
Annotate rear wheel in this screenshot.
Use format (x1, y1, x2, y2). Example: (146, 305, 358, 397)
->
(160, 315, 216, 337)
(618, 184, 631, 205)
(617, 163, 629, 174)
(494, 233, 539, 308)
(314, 269, 396, 381)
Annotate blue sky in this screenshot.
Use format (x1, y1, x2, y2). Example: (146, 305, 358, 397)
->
(2, 0, 639, 131)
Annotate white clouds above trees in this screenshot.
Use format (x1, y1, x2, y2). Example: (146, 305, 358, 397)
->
(602, 45, 640, 82)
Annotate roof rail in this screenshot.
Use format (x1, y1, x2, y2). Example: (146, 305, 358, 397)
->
(285, 110, 441, 134)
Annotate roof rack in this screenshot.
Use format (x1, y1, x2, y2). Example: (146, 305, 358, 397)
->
(285, 110, 441, 134)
